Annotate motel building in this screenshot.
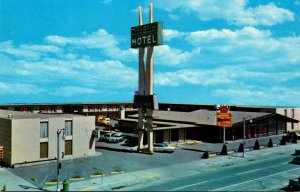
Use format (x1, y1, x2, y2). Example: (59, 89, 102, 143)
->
(0, 109, 95, 167)
(0, 102, 299, 166)
(119, 105, 299, 143)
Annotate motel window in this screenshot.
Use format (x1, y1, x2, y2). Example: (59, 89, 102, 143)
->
(51, 106, 57, 112)
(65, 140, 72, 155)
(291, 109, 295, 118)
(40, 122, 48, 138)
(291, 109, 295, 130)
(40, 142, 48, 158)
(65, 120, 72, 136)
(284, 109, 287, 116)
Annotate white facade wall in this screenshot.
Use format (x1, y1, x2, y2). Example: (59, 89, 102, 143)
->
(48, 117, 65, 159)
(11, 119, 40, 164)
(73, 116, 95, 157)
(0, 111, 95, 167)
(276, 108, 300, 132)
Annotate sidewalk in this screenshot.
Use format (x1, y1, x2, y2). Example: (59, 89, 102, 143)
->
(1, 140, 298, 191)
(44, 142, 300, 191)
(0, 168, 38, 191)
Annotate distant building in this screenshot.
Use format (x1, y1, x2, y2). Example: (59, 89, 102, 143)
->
(0, 102, 299, 144)
(0, 102, 137, 122)
(119, 108, 299, 143)
(0, 110, 95, 167)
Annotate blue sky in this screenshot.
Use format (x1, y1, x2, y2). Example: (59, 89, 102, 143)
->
(0, 0, 300, 106)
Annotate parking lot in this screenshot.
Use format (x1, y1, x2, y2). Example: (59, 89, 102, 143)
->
(6, 134, 299, 190)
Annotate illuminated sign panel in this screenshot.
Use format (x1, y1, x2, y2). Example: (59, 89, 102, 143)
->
(217, 113, 232, 127)
(131, 22, 163, 48)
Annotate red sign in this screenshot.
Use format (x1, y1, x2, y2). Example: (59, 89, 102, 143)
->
(217, 113, 232, 127)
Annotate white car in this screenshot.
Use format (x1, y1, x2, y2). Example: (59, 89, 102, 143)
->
(153, 143, 176, 153)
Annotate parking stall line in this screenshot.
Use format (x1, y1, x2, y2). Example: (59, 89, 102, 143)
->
(235, 168, 262, 176)
(169, 181, 208, 191)
(212, 167, 300, 191)
(79, 186, 98, 191)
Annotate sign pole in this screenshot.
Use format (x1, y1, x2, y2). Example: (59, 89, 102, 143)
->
(132, 3, 162, 154)
(223, 126, 225, 144)
(216, 105, 232, 144)
(145, 3, 154, 154)
(137, 6, 145, 152)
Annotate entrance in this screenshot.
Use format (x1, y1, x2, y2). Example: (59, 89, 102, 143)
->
(171, 129, 179, 142)
(155, 130, 164, 143)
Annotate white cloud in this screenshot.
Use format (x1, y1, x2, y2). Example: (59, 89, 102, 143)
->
(1, 56, 137, 89)
(20, 44, 60, 53)
(185, 27, 300, 67)
(45, 29, 139, 62)
(186, 27, 271, 44)
(249, 3, 294, 26)
(0, 82, 45, 95)
(155, 65, 300, 88)
(45, 29, 118, 49)
(213, 86, 300, 106)
(45, 29, 199, 65)
(0, 41, 60, 60)
(155, 45, 200, 66)
(163, 29, 185, 41)
(153, 0, 294, 26)
(155, 67, 233, 87)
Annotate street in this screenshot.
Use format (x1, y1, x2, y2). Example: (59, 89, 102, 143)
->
(121, 150, 300, 191)
(5, 139, 300, 191)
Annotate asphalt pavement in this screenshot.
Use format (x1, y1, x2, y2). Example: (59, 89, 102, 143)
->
(123, 151, 300, 191)
(0, 135, 299, 191)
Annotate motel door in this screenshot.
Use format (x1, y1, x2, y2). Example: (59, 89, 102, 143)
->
(155, 130, 164, 143)
(171, 129, 179, 141)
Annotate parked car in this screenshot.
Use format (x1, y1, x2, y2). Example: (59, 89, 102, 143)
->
(107, 133, 125, 143)
(98, 133, 114, 142)
(123, 135, 139, 146)
(292, 156, 300, 165)
(285, 132, 299, 142)
(153, 143, 176, 153)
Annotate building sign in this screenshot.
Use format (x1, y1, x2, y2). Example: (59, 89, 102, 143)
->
(133, 94, 158, 110)
(131, 22, 163, 48)
(217, 113, 232, 127)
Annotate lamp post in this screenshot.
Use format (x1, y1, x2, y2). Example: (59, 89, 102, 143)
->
(242, 116, 252, 158)
(56, 128, 65, 191)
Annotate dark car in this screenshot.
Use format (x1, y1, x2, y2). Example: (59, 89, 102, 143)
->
(123, 137, 138, 146)
(285, 132, 299, 143)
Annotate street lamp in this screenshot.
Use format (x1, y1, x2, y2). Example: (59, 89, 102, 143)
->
(56, 128, 65, 191)
(242, 116, 252, 158)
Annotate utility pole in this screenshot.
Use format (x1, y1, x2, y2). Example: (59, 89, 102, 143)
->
(242, 116, 252, 158)
(56, 128, 65, 191)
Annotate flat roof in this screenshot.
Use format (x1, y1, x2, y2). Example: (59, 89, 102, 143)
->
(0, 102, 133, 107)
(0, 102, 298, 109)
(128, 109, 298, 126)
(0, 109, 84, 120)
(119, 118, 197, 130)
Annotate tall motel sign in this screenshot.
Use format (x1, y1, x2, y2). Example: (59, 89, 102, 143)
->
(131, 3, 163, 154)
